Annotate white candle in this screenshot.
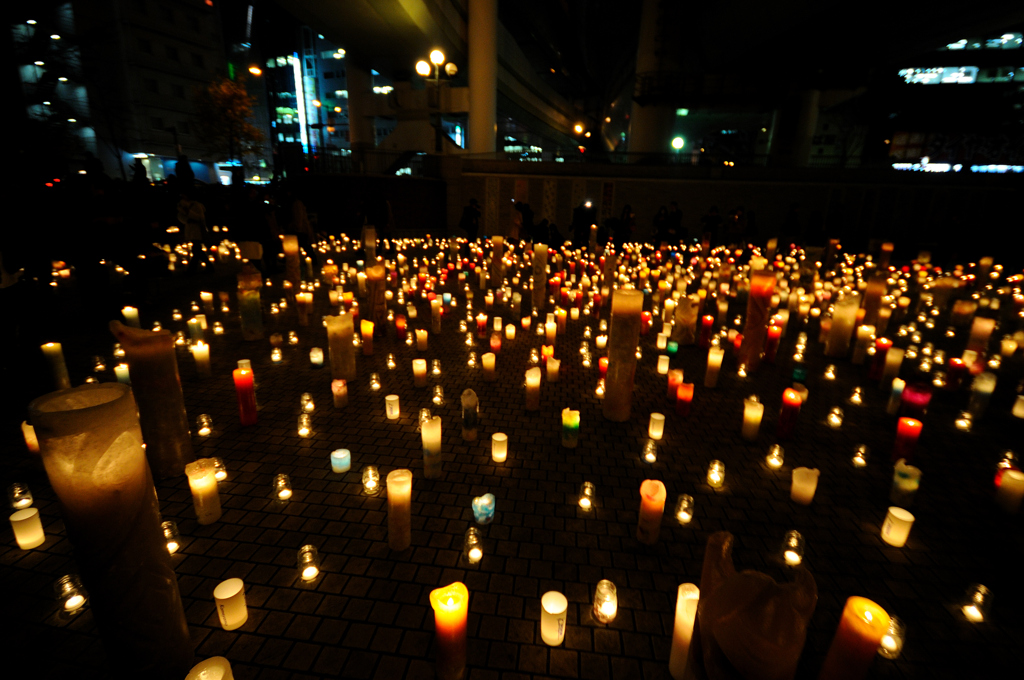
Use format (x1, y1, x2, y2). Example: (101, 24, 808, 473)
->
(213, 578, 248, 630)
(122, 306, 141, 327)
(545, 321, 557, 344)
(114, 363, 130, 384)
(22, 421, 39, 453)
(186, 657, 235, 680)
(648, 413, 666, 440)
(185, 458, 222, 525)
(995, 470, 1024, 514)
(385, 394, 400, 420)
(546, 358, 560, 382)
(704, 347, 724, 388)
(413, 359, 428, 387)
(851, 324, 875, 365)
(657, 355, 670, 374)
(191, 340, 211, 378)
(422, 416, 443, 479)
(595, 335, 607, 349)
(525, 367, 541, 410)
(881, 506, 915, 547)
(668, 584, 700, 679)
(570, 307, 579, 321)
(505, 324, 516, 340)
(416, 329, 429, 351)
(41, 342, 71, 390)
(540, 591, 568, 646)
(387, 469, 413, 551)
(790, 467, 820, 505)
(825, 292, 860, 357)
(482, 352, 497, 381)
(493, 316, 503, 332)
(741, 396, 764, 441)
(331, 379, 348, 408)
(10, 507, 45, 549)
(880, 347, 904, 388)
(491, 433, 508, 463)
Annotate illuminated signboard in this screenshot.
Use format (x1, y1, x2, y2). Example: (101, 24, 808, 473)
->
(898, 66, 978, 84)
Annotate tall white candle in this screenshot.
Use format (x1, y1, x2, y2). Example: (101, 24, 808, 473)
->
(482, 353, 496, 381)
(880, 347, 904, 388)
(705, 347, 724, 388)
(191, 340, 211, 378)
(422, 416, 442, 479)
(385, 394, 400, 420)
(657, 355, 670, 375)
(10, 507, 45, 549)
(213, 578, 248, 630)
(741, 396, 764, 441)
(851, 324, 875, 365)
(825, 292, 860, 357)
(648, 413, 666, 440)
(668, 584, 700, 679)
(387, 469, 413, 551)
(540, 591, 568, 646)
(41, 342, 71, 390)
(122, 306, 141, 328)
(416, 329, 429, 351)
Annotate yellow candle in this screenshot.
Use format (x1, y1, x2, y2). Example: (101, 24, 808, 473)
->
(41, 342, 71, 390)
(361, 320, 375, 355)
(705, 347, 724, 388)
(525, 367, 541, 410)
(185, 458, 222, 525)
(190, 340, 211, 378)
(741, 396, 764, 441)
(387, 469, 413, 551)
(422, 416, 442, 479)
(430, 582, 469, 680)
(819, 596, 890, 680)
(546, 358, 560, 382)
(482, 352, 496, 381)
(416, 329, 429, 351)
(413, 359, 428, 387)
(491, 433, 508, 462)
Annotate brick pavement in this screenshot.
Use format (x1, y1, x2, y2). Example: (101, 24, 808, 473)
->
(2, 249, 1023, 679)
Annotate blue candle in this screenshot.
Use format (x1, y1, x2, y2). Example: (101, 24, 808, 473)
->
(472, 493, 495, 524)
(330, 448, 351, 473)
(666, 341, 679, 356)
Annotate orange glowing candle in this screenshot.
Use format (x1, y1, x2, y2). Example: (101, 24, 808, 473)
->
(360, 320, 374, 355)
(598, 356, 609, 378)
(667, 369, 684, 400)
(777, 388, 802, 440)
(541, 345, 555, 366)
(675, 383, 694, 417)
(818, 596, 890, 680)
(636, 479, 667, 545)
(430, 582, 469, 680)
(395, 315, 407, 334)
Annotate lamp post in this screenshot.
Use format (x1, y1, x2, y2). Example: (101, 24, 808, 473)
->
(416, 50, 457, 152)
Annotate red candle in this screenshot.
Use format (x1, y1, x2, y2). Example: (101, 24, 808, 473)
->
(233, 368, 257, 426)
(560, 287, 569, 305)
(675, 383, 694, 417)
(489, 332, 502, 353)
(893, 417, 922, 462)
(667, 369, 684, 400)
(945, 357, 966, 390)
(641, 311, 652, 335)
(867, 337, 892, 381)
(542, 345, 555, 367)
(598, 356, 609, 378)
(900, 383, 932, 419)
(777, 388, 802, 440)
(395, 315, 407, 334)
(699, 315, 715, 348)
(476, 314, 488, 338)
(765, 325, 782, 363)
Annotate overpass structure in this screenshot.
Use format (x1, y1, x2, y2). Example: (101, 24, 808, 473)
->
(280, 0, 580, 155)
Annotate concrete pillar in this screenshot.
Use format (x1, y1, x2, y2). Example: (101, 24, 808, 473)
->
(468, 0, 497, 154)
(792, 89, 820, 168)
(767, 89, 820, 168)
(629, 0, 675, 155)
(346, 60, 375, 151)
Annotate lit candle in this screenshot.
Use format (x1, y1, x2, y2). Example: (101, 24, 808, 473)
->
(330, 448, 351, 473)
(666, 369, 684, 400)
(851, 324, 875, 365)
(556, 307, 567, 334)
(41, 342, 71, 390)
(826, 291, 861, 358)
(232, 367, 258, 426)
(880, 347, 904, 388)
(413, 359, 428, 387)
(699, 314, 715, 348)
(561, 408, 580, 448)
(416, 328, 429, 351)
(592, 579, 618, 624)
(331, 379, 348, 408)
(298, 544, 320, 580)
(967, 372, 997, 417)
(21, 421, 39, 453)
(881, 506, 915, 547)
(541, 591, 569, 646)
(819, 596, 890, 680)
(10, 507, 45, 549)
(892, 418, 922, 463)
(489, 331, 502, 353)
(961, 584, 991, 622)
(190, 340, 211, 378)
(472, 493, 496, 524)
(545, 320, 557, 344)
(675, 383, 694, 417)
(464, 527, 483, 564)
(996, 469, 1024, 514)
(491, 433, 508, 463)
(360, 320, 375, 355)
(578, 481, 596, 510)
(362, 466, 380, 494)
(777, 388, 802, 439)
(295, 291, 313, 326)
(185, 458, 222, 525)
(309, 347, 324, 367)
(387, 469, 413, 551)
(546, 358, 561, 382)
(636, 479, 667, 545)
(657, 355, 670, 374)
(738, 268, 775, 371)
(326, 313, 357, 382)
(430, 582, 469, 680)
(783, 529, 805, 566)
(878, 616, 906, 659)
(741, 395, 764, 441)
(525, 367, 541, 410)
(422, 416, 442, 479)
(505, 324, 516, 340)
(790, 467, 820, 505)
(668, 584, 700, 680)
(122, 306, 141, 327)
(213, 578, 248, 631)
(766, 444, 784, 470)
(595, 334, 607, 349)
(707, 459, 725, 488)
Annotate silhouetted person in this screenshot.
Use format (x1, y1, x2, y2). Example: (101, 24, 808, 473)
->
(700, 206, 723, 245)
(613, 204, 635, 247)
(571, 200, 598, 247)
(653, 206, 669, 245)
(459, 199, 481, 242)
(131, 157, 148, 186)
(176, 155, 195, 187)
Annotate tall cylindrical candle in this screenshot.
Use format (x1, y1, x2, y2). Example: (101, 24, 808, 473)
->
(525, 367, 541, 410)
(540, 591, 568, 646)
(777, 388, 802, 440)
(491, 433, 508, 463)
(741, 396, 764, 441)
(430, 582, 469, 680)
(482, 352, 496, 381)
(892, 418, 922, 463)
(790, 467, 820, 505)
(738, 269, 776, 371)
(603, 289, 644, 421)
(387, 469, 413, 551)
(413, 359, 428, 387)
(532, 244, 548, 313)
(233, 368, 258, 426)
(668, 584, 700, 680)
(325, 313, 357, 381)
(825, 292, 861, 358)
(185, 458, 222, 525)
(667, 369, 684, 400)
(561, 408, 580, 448)
(29, 383, 192, 675)
(704, 347, 725, 388)
(41, 342, 71, 390)
(818, 596, 890, 680)
(422, 416, 442, 479)
(675, 383, 694, 417)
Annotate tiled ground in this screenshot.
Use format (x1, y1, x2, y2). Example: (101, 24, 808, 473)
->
(3, 249, 1023, 680)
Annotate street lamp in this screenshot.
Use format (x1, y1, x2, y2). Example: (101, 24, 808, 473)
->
(415, 49, 458, 151)
(248, 65, 262, 76)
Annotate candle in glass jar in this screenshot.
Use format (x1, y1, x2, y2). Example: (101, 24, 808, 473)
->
(185, 458, 221, 525)
(413, 359, 428, 387)
(636, 479, 667, 544)
(387, 469, 413, 551)
(819, 596, 890, 680)
(525, 367, 541, 410)
(741, 395, 764, 441)
(668, 584, 700, 680)
(707, 460, 725, 488)
(430, 582, 469, 680)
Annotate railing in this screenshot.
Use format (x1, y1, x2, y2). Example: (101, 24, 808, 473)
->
(301, 149, 419, 175)
(457, 151, 891, 169)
